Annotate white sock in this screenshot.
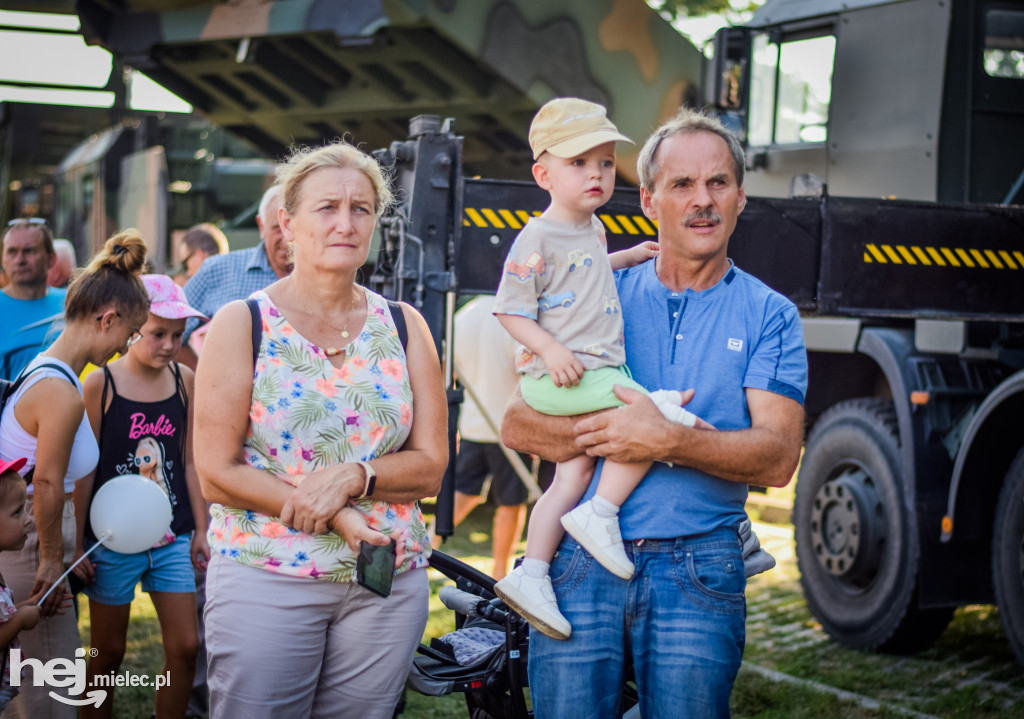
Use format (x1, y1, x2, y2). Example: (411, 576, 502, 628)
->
(521, 558, 550, 579)
(649, 389, 682, 405)
(591, 495, 620, 518)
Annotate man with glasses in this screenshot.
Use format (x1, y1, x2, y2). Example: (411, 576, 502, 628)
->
(0, 219, 66, 377)
(175, 222, 228, 285)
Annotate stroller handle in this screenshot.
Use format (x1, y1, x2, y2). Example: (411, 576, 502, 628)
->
(439, 585, 487, 616)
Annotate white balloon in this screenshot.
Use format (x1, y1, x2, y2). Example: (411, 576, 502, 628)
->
(90, 474, 173, 554)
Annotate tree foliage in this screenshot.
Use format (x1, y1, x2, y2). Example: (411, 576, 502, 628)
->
(651, 0, 761, 20)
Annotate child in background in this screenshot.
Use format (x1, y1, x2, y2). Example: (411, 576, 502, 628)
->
(72, 275, 210, 719)
(0, 457, 40, 713)
(492, 98, 772, 641)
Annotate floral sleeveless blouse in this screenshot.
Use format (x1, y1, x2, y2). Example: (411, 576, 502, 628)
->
(207, 289, 430, 581)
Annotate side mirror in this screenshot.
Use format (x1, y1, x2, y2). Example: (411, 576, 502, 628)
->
(703, 27, 750, 136)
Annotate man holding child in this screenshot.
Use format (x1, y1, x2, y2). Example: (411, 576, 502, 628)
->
(502, 106, 807, 716)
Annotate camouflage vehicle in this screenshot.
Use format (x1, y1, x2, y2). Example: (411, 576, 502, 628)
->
(72, 0, 703, 183)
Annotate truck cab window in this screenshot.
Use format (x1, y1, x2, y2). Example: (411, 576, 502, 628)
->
(748, 32, 836, 146)
(984, 8, 1024, 79)
(748, 33, 778, 146)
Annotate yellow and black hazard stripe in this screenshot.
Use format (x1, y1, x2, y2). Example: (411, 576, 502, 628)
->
(864, 243, 1024, 270)
(597, 214, 658, 236)
(464, 208, 659, 236)
(463, 208, 537, 229)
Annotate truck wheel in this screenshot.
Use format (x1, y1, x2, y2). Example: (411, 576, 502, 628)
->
(992, 448, 1024, 667)
(794, 399, 953, 652)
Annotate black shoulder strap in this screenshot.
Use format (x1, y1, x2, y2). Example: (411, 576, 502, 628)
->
(387, 300, 408, 351)
(101, 364, 117, 399)
(247, 298, 261, 371)
(171, 361, 188, 461)
(98, 365, 114, 447)
(172, 361, 187, 404)
(9, 362, 78, 486)
(12, 362, 76, 393)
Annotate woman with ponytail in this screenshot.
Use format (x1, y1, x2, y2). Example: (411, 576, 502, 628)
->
(0, 230, 149, 719)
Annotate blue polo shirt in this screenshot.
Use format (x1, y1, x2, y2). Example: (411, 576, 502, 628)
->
(582, 259, 807, 539)
(0, 288, 66, 377)
(182, 243, 280, 343)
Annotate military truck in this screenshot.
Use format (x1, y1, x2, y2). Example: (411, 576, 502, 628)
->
(51, 115, 274, 270)
(0, 15, 275, 268)
(67, 0, 1024, 667)
(713, 0, 1024, 665)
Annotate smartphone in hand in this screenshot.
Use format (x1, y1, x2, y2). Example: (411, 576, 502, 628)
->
(356, 540, 396, 598)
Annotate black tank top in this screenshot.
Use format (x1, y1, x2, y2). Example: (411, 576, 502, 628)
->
(84, 363, 195, 546)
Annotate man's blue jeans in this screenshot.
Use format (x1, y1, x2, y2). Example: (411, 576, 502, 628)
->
(527, 528, 746, 718)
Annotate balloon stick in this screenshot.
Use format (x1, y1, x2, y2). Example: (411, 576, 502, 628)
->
(37, 531, 112, 606)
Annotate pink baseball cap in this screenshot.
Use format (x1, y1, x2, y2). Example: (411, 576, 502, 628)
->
(0, 457, 27, 476)
(142, 274, 208, 321)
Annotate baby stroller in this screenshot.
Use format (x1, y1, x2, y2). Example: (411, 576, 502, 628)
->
(406, 550, 531, 718)
(406, 550, 640, 719)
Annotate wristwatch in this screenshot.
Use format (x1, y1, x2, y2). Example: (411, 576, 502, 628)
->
(356, 461, 376, 499)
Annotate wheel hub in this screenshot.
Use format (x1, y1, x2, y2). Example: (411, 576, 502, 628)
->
(809, 466, 887, 585)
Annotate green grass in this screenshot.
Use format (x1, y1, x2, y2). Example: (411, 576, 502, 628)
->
(730, 669, 909, 719)
(78, 592, 167, 718)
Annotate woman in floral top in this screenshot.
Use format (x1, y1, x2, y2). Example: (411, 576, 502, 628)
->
(194, 141, 447, 719)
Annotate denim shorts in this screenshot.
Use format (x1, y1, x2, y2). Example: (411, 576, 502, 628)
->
(528, 528, 746, 718)
(83, 535, 196, 605)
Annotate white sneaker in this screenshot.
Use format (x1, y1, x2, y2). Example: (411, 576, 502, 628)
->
(561, 500, 635, 580)
(494, 566, 571, 640)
